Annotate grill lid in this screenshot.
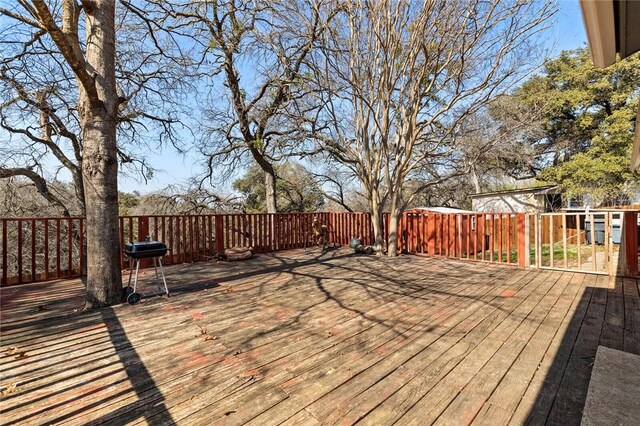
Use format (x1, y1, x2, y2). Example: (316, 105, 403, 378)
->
(123, 241, 168, 258)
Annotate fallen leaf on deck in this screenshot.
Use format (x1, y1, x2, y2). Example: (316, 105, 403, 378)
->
(224, 411, 236, 416)
(4, 347, 18, 356)
(1, 383, 18, 396)
(15, 352, 28, 359)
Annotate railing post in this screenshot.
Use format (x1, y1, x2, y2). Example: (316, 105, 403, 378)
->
(215, 216, 225, 253)
(427, 213, 435, 256)
(622, 211, 638, 276)
(137, 216, 150, 267)
(517, 213, 527, 268)
(2, 220, 7, 286)
(137, 216, 149, 241)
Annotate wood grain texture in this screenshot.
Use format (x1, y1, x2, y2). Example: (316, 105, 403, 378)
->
(1, 248, 638, 425)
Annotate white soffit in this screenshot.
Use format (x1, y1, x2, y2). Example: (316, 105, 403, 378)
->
(580, 0, 617, 67)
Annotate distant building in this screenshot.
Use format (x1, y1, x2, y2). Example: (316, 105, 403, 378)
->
(470, 185, 561, 213)
(470, 185, 640, 213)
(410, 207, 475, 214)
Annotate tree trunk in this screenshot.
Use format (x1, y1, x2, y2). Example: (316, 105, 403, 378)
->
(387, 208, 401, 257)
(369, 192, 385, 254)
(80, 1, 122, 307)
(470, 164, 481, 194)
(265, 170, 277, 214)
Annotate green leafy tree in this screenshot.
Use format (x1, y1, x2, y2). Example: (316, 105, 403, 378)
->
(515, 48, 639, 203)
(233, 163, 325, 213)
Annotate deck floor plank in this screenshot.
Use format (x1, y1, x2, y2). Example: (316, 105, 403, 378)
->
(389, 269, 564, 425)
(1, 248, 638, 426)
(546, 275, 609, 425)
(471, 272, 586, 425)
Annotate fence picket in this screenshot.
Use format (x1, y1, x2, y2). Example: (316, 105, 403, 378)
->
(11, 210, 632, 286)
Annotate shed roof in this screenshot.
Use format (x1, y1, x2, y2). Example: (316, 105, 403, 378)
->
(411, 207, 476, 214)
(468, 185, 559, 199)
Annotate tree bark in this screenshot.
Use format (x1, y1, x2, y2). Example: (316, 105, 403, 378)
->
(79, 1, 122, 307)
(471, 164, 481, 194)
(264, 169, 277, 214)
(369, 189, 385, 254)
(387, 208, 400, 257)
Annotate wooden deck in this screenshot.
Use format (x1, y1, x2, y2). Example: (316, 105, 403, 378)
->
(1, 248, 639, 425)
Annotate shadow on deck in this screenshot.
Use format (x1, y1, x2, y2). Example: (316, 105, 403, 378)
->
(0, 248, 638, 425)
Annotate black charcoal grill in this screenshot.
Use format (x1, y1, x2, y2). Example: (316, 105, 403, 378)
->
(123, 240, 170, 304)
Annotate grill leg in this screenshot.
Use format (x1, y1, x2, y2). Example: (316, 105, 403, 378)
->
(127, 258, 134, 288)
(153, 257, 160, 291)
(158, 258, 169, 296)
(133, 259, 141, 293)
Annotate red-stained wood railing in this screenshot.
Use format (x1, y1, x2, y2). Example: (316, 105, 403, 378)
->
(1, 212, 373, 286)
(623, 211, 639, 276)
(4, 208, 636, 287)
(391, 210, 528, 267)
(1, 217, 85, 286)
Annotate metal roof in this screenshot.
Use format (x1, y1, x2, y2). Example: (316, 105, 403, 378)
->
(468, 185, 560, 199)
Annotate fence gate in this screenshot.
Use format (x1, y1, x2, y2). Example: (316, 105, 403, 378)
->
(533, 211, 638, 276)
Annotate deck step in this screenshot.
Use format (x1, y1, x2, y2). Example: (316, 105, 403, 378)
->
(582, 346, 640, 425)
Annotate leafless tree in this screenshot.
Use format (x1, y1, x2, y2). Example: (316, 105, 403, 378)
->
(1, 0, 195, 305)
(310, 0, 555, 255)
(128, 185, 243, 215)
(1, 1, 191, 216)
(134, 0, 339, 213)
(0, 0, 123, 306)
(0, 0, 191, 306)
(454, 99, 546, 194)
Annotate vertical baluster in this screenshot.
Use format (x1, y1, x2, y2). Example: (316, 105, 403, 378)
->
(562, 214, 568, 269)
(506, 214, 511, 264)
(176, 216, 182, 263)
(189, 215, 195, 261)
(79, 219, 84, 276)
(31, 219, 37, 282)
(16, 220, 22, 284)
(55, 218, 61, 279)
(549, 215, 554, 268)
(468, 214, 473, 260)
(67, 218, 73, 276)
(481, 214, 486, 261)
(489, 214, 495, 262)
(576, 214, 582, 270)
(590, 214, 596, 272)
(1, 220, 6, 285)
(44, 219, 49, 280)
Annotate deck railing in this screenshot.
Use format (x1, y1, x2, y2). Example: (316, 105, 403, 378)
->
(1, 210, 535, 287)
(392, 210, 528, 267)
(1, 212, 373, 286)
(531, 210, 639, 276)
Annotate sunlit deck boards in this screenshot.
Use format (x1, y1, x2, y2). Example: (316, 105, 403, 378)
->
(1, 248, 639, 425)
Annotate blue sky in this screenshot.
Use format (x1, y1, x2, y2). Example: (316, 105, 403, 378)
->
(118, 0, 589, 195)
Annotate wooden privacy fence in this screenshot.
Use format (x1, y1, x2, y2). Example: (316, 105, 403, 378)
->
(1, 212, 373, 286)
(393, 210, 528, 267)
